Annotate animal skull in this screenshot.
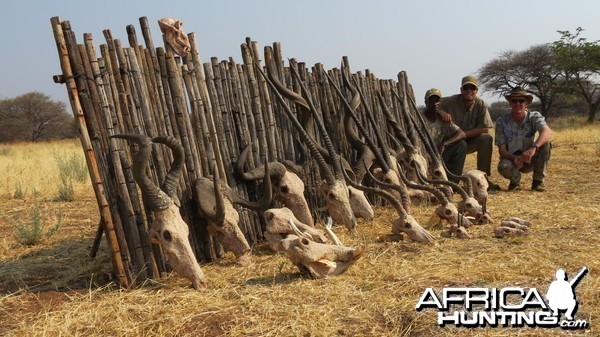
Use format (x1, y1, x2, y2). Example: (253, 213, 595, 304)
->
(158, 18, 191, 57)
(263, 207, 328, 252)
(111, 134, 206, 289)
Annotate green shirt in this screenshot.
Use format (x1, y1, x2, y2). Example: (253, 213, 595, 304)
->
(422, 111, 462, 146)
(441, 94, 493, 131)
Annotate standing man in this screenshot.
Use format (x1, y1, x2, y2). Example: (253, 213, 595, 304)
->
(494, 87, 552, 191)
(439, 75, 500, 191)
(422, 88, 467, 180)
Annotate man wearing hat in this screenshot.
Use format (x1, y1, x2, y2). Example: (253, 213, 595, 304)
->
(423, 88, 467, 179)
(440, 75, 499, 191)
(494, 87, 553, 191)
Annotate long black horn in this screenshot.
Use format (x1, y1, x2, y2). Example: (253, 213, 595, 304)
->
(404, 162, 449, 206)
(228, 157, 272, 211)
(234, 142, 287, 182)
(350, 75, 393, 170)
(288, 61, 344, 180)
(342, 162, 406, 216)
(325, 69, 389, 173)
(256, 57, 335, 185)
(111, 134, 173, 211)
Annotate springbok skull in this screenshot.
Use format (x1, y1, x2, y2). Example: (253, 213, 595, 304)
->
(111, 134, 206, 290)
(158, 18, 191, 57)
(194, 162, 271, 266)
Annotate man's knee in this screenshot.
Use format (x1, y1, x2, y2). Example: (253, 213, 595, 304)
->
(467, 134, 492, 153)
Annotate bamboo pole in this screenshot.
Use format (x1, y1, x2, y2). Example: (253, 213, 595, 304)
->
(50, 17, 129, 288)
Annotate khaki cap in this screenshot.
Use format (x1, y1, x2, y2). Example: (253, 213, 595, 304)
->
(424, 88, 442, 100)
(461, 75, 479, 88)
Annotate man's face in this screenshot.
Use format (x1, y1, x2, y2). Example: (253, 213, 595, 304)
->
(426, 95, 441, 112)
(509, 97, 528, 114)
(461, 84, 478, 102)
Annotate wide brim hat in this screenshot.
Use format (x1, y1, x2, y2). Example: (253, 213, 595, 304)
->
(504, 87, 534, 104)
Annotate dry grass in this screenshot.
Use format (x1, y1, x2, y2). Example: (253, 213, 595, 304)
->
(0, 118, 599, 336)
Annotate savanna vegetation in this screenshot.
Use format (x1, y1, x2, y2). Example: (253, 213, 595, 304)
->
(0, 118, 598, 336)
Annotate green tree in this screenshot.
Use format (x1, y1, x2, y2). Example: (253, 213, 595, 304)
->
(478, 44, 563, 118)
(0, 92, 75, 142)
(552, 27, 600, 123)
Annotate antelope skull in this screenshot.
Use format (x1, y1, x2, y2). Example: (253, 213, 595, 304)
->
(111, 134, 206, 290)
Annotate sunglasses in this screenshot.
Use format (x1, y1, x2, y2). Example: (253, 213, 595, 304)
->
(510, 99, 526, 104)
(462, 85, 477, 91)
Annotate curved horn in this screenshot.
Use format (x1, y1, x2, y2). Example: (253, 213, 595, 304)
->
(440, 160, 475, 197)
(111, 134, 172, 211)
(257, 52, 336, 185)
(152, 136, 184, 204)
(364, 163, 411, 214)
(342, 163, 406, 216)
(228, 155, 273, 211)
(404, 162, 449, 206)
(377, 90, 416, 154)
(288, 61, 344, 181)
(417, 169, 471, 201)
(234, 142, 287, 182)
(350, 75, 393, 170)
(325, 69, 389, 173)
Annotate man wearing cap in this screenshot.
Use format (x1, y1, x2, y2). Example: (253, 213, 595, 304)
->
(439, 75, 499, 191)
(494, 87, 553, 191)
(423, 88, 467, 179)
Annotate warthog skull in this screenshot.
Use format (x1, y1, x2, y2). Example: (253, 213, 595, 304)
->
(111, 134, 206, 289)
(277, 217, 363, 278)
(263, 207, 327, 251)
(158, 17, 191, 57)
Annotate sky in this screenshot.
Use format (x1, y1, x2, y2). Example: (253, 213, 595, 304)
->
(2, 0, 600, 108)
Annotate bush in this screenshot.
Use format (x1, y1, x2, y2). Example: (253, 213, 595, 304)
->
(54, 151, 88, 201)
(5, 200, 62, 246)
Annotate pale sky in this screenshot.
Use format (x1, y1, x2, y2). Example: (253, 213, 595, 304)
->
(2, 0, 600, 107)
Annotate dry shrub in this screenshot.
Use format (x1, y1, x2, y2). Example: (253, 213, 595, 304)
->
(0, 121, 599, 336)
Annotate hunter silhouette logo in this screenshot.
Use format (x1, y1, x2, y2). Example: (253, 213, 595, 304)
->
(416, 267, 589, 329)
(546, 267, 588, 321)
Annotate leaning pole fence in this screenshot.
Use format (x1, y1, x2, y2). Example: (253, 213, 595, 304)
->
(50, 16, 419, 288)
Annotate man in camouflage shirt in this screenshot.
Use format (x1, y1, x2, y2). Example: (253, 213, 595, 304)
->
(422, 88, 466, 180)
(494, 87, 553, 191)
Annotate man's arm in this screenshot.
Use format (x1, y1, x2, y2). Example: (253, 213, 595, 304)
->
(464, 127, 489, 139)
(521, 125, 553, 164)
(439, 129, 466, 154)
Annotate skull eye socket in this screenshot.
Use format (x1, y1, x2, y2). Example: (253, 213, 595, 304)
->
(280, 185, 289, 195)
(163, 230, 173, 242)
(404, 222, 412, 229)
(301, 238, 309, 245)
(265, 212, 274, 222)
(328, 192, 336, 200)
(445, 209, 453, 216)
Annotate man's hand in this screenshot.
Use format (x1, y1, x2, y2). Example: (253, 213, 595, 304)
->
(513, 156, 524, 169)
(437, 110, 452, 122)
(521, 147, 536, 164)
